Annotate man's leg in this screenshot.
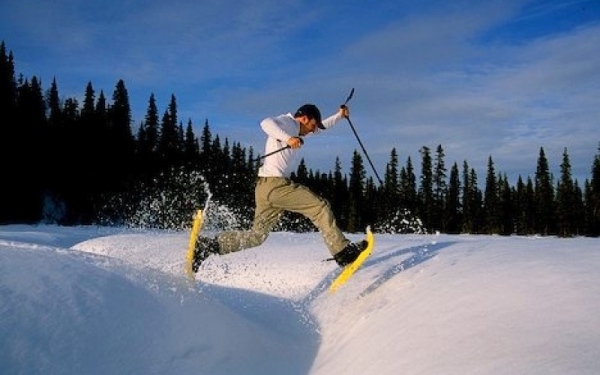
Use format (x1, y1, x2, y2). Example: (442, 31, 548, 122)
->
(265, 178, 350, 255)
(216, 178, 282, 254)
(216, 177, 350, 256)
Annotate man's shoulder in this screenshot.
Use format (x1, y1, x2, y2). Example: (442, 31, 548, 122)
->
(271, 113, 294, 123)
(262, 113, 296, 130)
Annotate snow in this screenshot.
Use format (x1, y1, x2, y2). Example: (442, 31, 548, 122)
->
(1, 224, 600, 374)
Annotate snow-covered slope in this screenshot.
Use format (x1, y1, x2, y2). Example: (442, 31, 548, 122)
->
(1, 225, 599, 374)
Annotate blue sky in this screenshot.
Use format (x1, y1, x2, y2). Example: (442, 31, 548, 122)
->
(1, 0, 599, 184)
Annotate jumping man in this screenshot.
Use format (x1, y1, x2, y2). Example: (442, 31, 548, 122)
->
(193, 103, 369, 271)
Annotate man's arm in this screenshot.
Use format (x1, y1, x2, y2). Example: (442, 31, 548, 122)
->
(260, 115, 294, 142)
(320, 106, 350, 130)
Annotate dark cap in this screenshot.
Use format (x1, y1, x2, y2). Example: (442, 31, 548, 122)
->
(295, 103, 324, 129)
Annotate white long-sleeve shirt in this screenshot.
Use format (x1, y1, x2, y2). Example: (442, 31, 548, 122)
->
(257, 111, 344, 177)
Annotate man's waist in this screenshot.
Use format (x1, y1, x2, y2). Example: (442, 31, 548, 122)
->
(258, 163, 291, 178)
(256, 176, 287, 181)
(256, 176, 292, 185)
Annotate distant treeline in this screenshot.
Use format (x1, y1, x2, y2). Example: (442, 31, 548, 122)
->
(1, 41, 599, 236)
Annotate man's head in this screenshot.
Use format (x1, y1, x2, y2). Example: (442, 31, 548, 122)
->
(295, 104, 324, 130)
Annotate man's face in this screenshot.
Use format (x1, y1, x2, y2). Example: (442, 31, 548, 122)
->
(304, 116, 318, 133)
(300, 115, 317, 135)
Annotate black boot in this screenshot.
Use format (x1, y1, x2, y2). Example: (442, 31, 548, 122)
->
(333, 240, 369, 267)
(192, 236, 220, 272)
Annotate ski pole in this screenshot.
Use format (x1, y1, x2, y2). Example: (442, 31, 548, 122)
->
(341, 88, 383, 185)
(254, 138, 303, 161)
(343, 87, 354, 106)
(256, 145, 289, 161)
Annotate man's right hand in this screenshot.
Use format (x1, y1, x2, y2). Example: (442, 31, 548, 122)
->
(339, 105, 350, 118)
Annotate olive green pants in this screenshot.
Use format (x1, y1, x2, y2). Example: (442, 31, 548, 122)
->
(216, 177, 350, 256)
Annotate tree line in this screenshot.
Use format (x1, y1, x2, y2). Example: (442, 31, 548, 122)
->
(1, 41, 599, 236)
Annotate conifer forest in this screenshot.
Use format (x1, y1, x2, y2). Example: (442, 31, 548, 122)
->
(1, 41, 599, 236)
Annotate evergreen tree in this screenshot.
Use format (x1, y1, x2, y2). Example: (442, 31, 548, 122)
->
(524, 177, 536, 234)
(381, 148, 400, 220)
(498, 174, 514, 235)
(138, 93, 159, 154)
(483, 156, 500, 233)
(514, 176, 533, 235)
(207, 135, 232, 200)
(534, 147, 555, 235)
(296, 158, 309, 182)
(93, 89, 112, 195)
(1, 42, 19, 223)
(43, 78, 77, 223)
(556, 148, 576, 237)
(445, 162, 461, 233)
(364, 176, 379, 226)
(331, 157, 349, 230)
(96, 90, 108, 124)
(399, 156, 417, 214)
(183, 118, 199, 166)
(80, 81, 109, 222)
(0, 41, 17, 118)
(471, 168, 484, 233)
(46, 78, 62, 128)
(64, 96, 97, 223)
(585, 144, 600, 236)
(16, 76, 46, 132)
(418, 146, 434, 232)
(177, 121, 186, 159)
(42, 78, 64, 219)
(462, 161, 482, 233)
(81, 81, 96, 122)
(136, 93, 160, 179)
(108, 79, 135, 191)
(347, 150, 366, 232)
(157, 95, 182, 167)
(13, 76, 46, 222)
(572, 180, 585, 236)
(432, 144, 447, 231)
(228, 141, 252, 215)
(375, 148, 422, 233)
(199, 119, 213, 174)
(71, 82, 102, 223)
(110, 80, 134, 144)
(461, 161, 472, 233)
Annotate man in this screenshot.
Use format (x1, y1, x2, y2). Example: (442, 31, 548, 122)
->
(193, 103, 368, 272)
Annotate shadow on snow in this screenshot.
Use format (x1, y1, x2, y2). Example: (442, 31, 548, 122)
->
(302, 240, 457, 303)
(198, 283, 321, 375)
(359, 240, 456, 297)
